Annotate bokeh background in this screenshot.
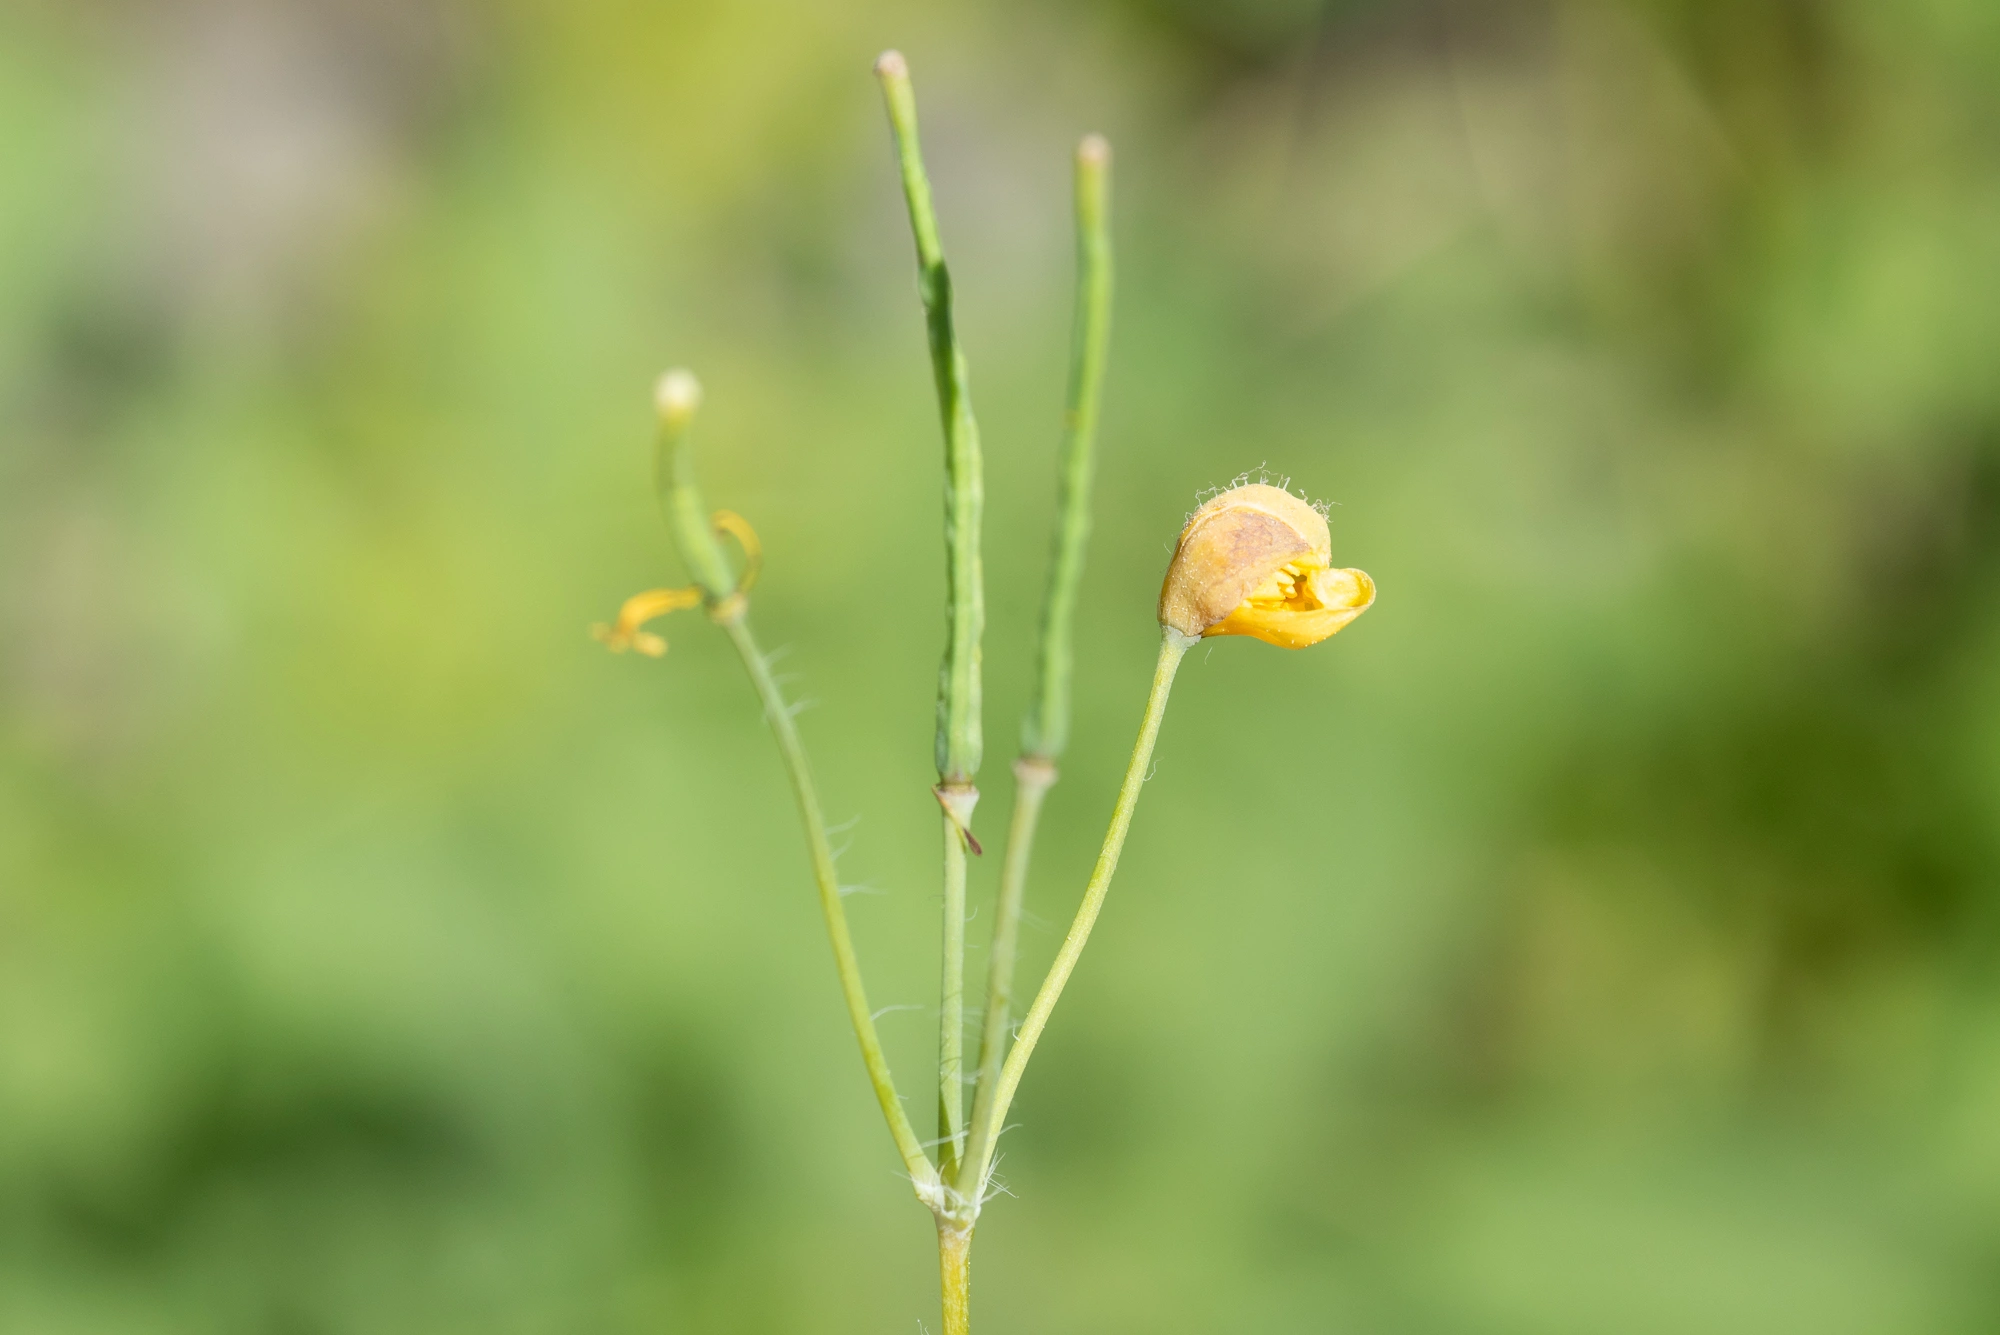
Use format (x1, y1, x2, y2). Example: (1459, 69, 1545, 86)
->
(8, 1, 2000, 1331)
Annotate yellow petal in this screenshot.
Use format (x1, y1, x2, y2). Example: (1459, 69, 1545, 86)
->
(593, 586, 703, 654)
(1204, 567, 1375, 647)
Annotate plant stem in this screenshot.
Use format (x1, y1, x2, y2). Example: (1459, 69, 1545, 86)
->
(648, 370, 934, 1192)
(965, 628, 1193, 1200)
(721, 616, 936, 1188)
(958, 757, 1055, 1197)
(937, 1222, 972, 1335)
(959, 133, 1113, 1201)
(938, 814, 968, 1177)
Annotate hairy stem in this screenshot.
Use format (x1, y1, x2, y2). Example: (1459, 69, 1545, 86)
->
(650, 370, 933, 1191)
(721, 616, 936, 1189)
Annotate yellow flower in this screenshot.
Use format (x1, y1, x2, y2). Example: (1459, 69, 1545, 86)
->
(1158, 483, 1374, 648)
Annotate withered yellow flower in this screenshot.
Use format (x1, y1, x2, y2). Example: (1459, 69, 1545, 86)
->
(1158, 483, 1374, 648)
(591, 509, 763, 656)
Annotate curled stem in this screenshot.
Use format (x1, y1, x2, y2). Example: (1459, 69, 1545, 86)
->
(965, 629, 1192, 1200)
(654, 371, 934, 1192)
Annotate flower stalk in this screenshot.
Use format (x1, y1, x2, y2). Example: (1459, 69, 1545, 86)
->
(963, 628, 1192, 1203)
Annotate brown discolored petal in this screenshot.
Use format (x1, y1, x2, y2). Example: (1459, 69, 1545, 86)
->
(1158, 484, 1333, 637)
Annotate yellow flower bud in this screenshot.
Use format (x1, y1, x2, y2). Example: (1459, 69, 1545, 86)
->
(1158, 483, 1374, 648)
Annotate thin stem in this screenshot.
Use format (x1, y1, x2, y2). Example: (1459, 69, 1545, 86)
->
(958, 757, 1055, 1198)
(937, 1222, 972, 1335)
(648, 369, 932, 1191)
(722, 617, 936, 1188)
(965, 629, 1192, 1200)
(938, 816, 968, 1178)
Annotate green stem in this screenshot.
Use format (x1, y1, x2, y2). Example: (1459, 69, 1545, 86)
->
(721, 618, 935, 1187)
(652, 371, 934, 1192)
(938, 813, 968, 1178)
(958, 756, 1055, 1198)
(965, 629, 1192, 1200)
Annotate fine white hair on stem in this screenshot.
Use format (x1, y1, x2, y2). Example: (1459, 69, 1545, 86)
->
(973, 1140, 1023, 1203)
(871, 1003, 926, 1022)
(979, 1156, 1017, 1203)
(838, 882, 887, 898)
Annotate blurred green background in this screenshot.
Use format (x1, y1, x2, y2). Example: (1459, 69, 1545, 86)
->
(7, 1, 2000, 1331)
